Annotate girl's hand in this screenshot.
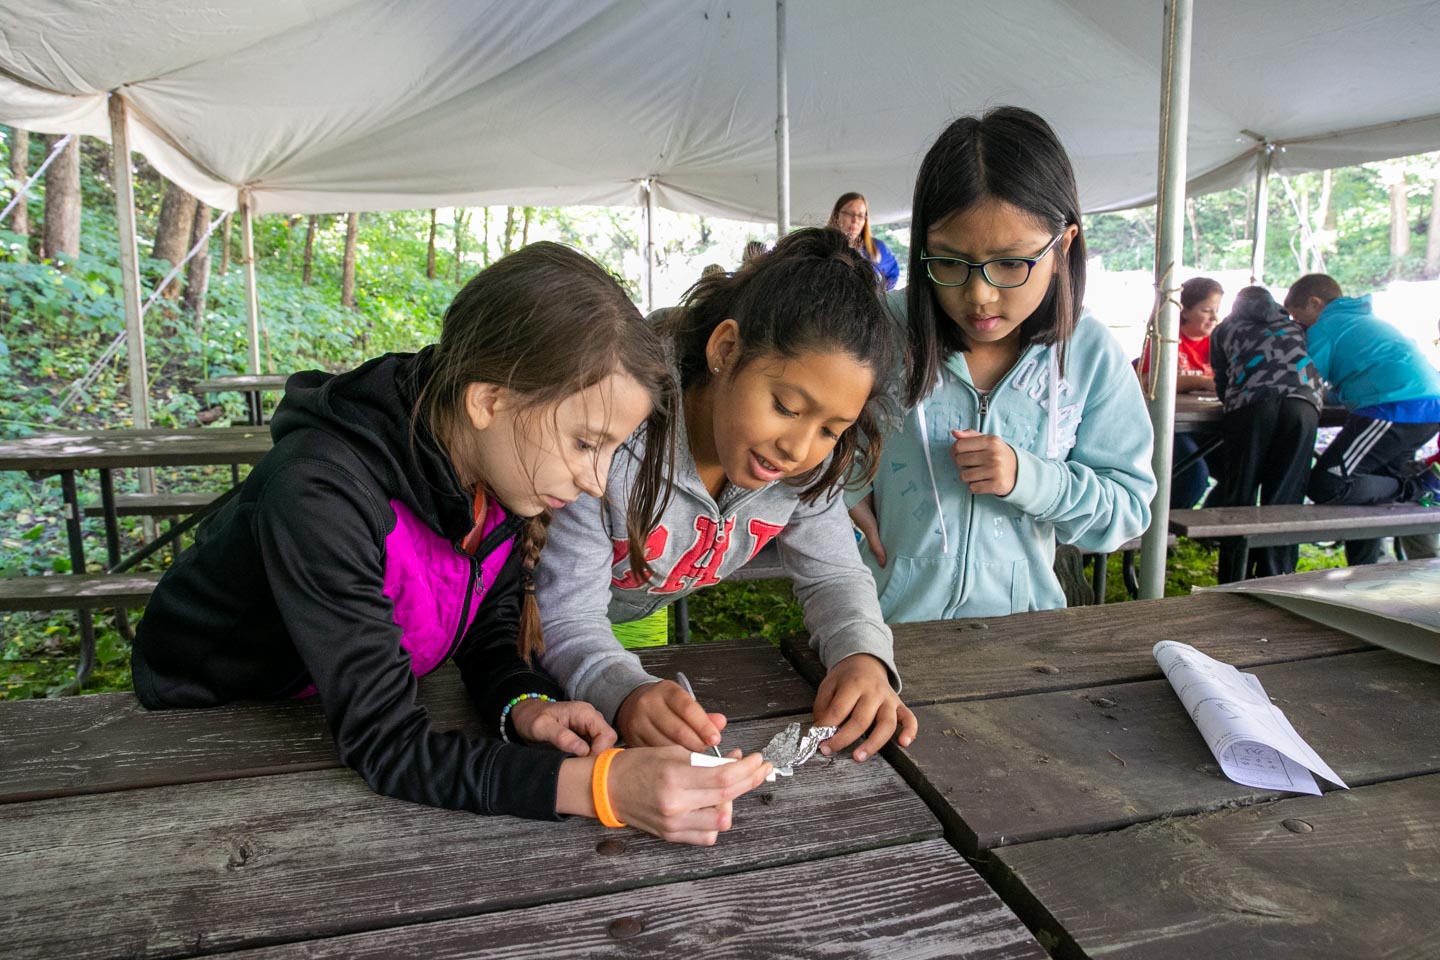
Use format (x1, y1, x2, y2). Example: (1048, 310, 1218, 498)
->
(951, 429, 1019, 496)
(510, 699, 618, 757)
(607, 746, 773, 845)
(812, 654, 918, 762)
(615, 680, 727, 753)
(848, 493, 887, 567)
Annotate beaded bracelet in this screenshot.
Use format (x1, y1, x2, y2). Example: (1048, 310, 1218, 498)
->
(498, 692, 554, 743)
(591, 747, 627, 828)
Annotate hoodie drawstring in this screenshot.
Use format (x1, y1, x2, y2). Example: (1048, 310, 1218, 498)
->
(915, 396, 951, 555)
(1046, 351, 1061, 460)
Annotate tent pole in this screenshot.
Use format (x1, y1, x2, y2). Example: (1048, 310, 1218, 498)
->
(108, 95, 151, 435)
(644, 179, 655, 312)
(108, 94, 155, 504)
(775, 0, 790, 235)
(240, 190, 261, 374)
(1139, 0, 1194, 601)
(1249, 145, 1274, 283)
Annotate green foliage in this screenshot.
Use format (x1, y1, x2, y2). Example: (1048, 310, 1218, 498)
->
(684, 579, 808, 646)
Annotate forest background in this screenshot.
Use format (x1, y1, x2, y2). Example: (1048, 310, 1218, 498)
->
(3, 126, 1439, 697)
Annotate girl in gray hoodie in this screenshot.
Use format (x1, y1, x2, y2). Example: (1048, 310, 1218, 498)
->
(537, 228, 916, 765)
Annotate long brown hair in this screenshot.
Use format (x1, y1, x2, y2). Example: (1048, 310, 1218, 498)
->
(419, 242, 675, 660)
(664, 226, 894, 502)
(829, 192, 878, 261)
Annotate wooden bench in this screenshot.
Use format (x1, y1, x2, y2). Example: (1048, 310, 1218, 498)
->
(81, 491, 219, 518)
(1171, 503, 1440, 581)
(0, 572, 162, 612)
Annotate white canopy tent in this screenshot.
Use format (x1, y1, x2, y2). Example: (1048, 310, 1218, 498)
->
(3, 0, 1439, 223)
(4, 0, 1440, 599)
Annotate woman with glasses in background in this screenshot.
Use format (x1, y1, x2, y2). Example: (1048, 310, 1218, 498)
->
(846, 107, 1156, 621)
(829, 192, 900, 290)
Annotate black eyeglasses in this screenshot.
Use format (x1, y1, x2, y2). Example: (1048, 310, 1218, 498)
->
(921, 229, 1066, 288)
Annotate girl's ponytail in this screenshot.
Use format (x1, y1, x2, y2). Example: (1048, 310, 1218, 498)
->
(516, 512, 552, 662)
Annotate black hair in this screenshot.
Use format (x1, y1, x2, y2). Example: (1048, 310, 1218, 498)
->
(662, 226, 894, 500)
(905, 106, 1086, 404)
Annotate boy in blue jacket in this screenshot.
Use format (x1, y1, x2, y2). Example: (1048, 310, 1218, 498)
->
(1285, 274, 1440, 565)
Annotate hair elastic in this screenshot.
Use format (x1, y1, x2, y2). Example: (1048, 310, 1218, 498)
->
(591, 747, 627, 827)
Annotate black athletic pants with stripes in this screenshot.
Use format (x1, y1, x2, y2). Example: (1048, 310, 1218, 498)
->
(1307, 413, 1440, 565)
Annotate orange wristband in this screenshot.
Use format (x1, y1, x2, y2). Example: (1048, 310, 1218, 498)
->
(591, 747, 626, 828)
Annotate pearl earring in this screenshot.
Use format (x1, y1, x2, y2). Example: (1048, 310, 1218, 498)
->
(711, 366, 720, 374)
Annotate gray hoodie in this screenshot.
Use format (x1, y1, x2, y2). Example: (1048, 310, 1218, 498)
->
(536, 389, 899, 723)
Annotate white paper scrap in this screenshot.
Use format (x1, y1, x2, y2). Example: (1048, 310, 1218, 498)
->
(690, 751, 775, 782)
(1153, 641, 1348, 796)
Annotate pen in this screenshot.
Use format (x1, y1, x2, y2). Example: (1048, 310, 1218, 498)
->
(674, 671, 722, 757)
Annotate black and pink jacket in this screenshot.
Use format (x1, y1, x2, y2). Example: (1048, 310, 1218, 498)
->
(133, 349, 567, 820)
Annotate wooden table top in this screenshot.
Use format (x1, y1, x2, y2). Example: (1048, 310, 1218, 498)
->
(0, 427, 272, 472)
(194, 374, 291, 393)
(784, 590, 1438, 958)
(1172, 395, 1347, 432)
(1169, 502, 1440, 539)
(0, 638, 1043, 960)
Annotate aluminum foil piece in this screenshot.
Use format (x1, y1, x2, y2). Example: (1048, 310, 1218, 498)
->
(759, 722, 838, 777)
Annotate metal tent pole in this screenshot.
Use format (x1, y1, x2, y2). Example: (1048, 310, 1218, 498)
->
(1139, 0, 1194, 600)
(644, 179, 655, 312)
(240, 190, 261, 375)
(1249, 144, 1274, 283)
(775, 0, 790, 235)
(108, 95, 151, 436)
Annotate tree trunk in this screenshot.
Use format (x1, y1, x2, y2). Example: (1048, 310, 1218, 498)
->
(520, 206, 533, 248)
(1389, 180, 1411, 265)
(426, 208, 438, 279)
(453, 208, 473, 283)
(481, 207, 490, 267)
(182, 202, 212, 319)
(9, 127, 29, 240)
(1185, 197, 1202, 267)
(1312, 169, 1334, 273)
(219, 214, 232, 275)
(1426, 179, 1440, 278)
(302, 214, 317, 285)
(152, 181, 198, 298)
(1295, 180, 1311, 275)
(42, 134, 81, 267)
(502, 206, 516, 256)
(341, 211, 359, 309)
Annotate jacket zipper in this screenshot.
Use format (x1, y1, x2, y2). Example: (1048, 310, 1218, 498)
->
(445, 514, 525, 662)
(951, 347, 1035, 614)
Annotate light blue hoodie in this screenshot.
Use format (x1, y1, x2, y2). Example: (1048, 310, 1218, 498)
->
(855, 302, 1157, 621)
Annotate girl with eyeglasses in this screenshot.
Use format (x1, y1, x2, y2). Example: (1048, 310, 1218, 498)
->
(848, 106, 1156, 620)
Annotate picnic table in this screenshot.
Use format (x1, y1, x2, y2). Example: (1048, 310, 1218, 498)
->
(1170, 395, 1348, 476)
(784, 580, 1440, 958)
(0, 427, 273, 687)
(195, 374, 291, 425)
(0, 638, 1045, 960)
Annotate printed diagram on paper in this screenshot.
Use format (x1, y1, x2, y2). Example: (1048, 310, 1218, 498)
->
(1154, 640, 1348, 795)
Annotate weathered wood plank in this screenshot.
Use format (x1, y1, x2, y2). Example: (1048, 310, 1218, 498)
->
(0, 571, 162, 611)
(0, 428, 272, 472)
(992, 773, 1440, 960)
(0, 638, 814, 804)
(221, 839, 1044, 960)
(1170, 503, 1440, 539)
(0, 714, 940, 960)
(782, 592, 1370, 704)
(892, 649, 1440, 855)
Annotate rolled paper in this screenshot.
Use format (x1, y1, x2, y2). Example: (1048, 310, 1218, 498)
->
(690, 750, 776, 782)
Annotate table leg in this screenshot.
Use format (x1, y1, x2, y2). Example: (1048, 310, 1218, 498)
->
(1172, 434, 1223, 477)
(1121, 550, 1140, 599)
(57, 470, 95, 695)
(1091, 552, 1108, 605)
(673, 597, 691, 644)
(99, 470, 134, 643)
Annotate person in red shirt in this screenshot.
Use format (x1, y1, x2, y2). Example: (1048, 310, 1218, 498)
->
(1139, 276, 1224, 507)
